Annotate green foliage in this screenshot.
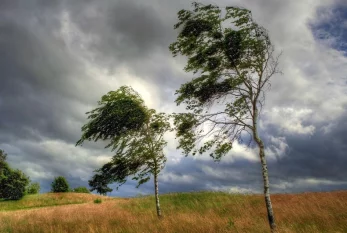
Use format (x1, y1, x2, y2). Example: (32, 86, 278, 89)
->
(169, 2, 280, 160)
(0, 169, 30, 200)
(0, 149, 7, 162)
(94, 198, 102, 204)
(51, 176, 70, 193)
(79, 86, 172, 191)
(0, 150, 30, 200)
(76, 86, 149, 146)
(180, 19, 213, 37)
(73, 186, 90, 193)
(26, 182, 40, 195)
(88, 110, 171, 191)
(88, 173, 113, 196)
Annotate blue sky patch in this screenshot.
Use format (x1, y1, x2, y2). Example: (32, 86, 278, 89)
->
(310, 3, 347, 55)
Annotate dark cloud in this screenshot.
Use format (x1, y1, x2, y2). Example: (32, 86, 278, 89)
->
(61, 0, 189, 104)
(0, 0, 346, 197)
(273, 121, 347, 182)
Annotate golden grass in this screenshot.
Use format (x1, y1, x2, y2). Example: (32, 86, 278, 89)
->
(0, 191, 346, 233)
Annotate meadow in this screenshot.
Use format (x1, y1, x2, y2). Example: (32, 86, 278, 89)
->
(0, 191, 346, 233)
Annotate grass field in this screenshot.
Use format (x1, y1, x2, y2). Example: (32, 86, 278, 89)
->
(0, 191, 346, 233)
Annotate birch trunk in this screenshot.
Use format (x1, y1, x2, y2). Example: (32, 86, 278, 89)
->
(154, 171, 162, 217)
(253, 108, 277, 232)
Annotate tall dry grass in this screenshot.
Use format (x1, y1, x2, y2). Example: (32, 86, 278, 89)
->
(0, 191, 346, 233)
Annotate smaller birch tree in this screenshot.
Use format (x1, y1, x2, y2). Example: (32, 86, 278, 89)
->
(77, 86, 171, 217)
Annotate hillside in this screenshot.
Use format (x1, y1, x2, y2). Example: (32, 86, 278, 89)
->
(0, 193, 112, 211)
(0, 191, 346, 233)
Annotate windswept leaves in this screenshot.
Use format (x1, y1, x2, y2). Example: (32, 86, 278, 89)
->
(170, 2, 278, 160)
(173, 113, 198, 155)
(88, 173, 113, 195)
(224, 31, 243, 65)
(76, 86, 149, 146)
(77, 86, 171, 194)
(180, 19, 213, 37)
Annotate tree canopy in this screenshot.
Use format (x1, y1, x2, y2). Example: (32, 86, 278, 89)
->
(0, 150, 30, 200)
(26, 182, 41, 194)
(169, 2, 280, 160)
(76, 86, 150, 146)
(51, 176, 70, 193)
(169, 2, 280, 231)
(78, 86, 171, 217)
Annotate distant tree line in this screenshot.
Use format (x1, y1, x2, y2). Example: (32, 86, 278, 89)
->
(50, 176, 90, 193)
(0, 150, 90, 200)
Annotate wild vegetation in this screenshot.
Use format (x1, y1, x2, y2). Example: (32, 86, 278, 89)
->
(77, 86, 171, 217)
(51, 176, 70, 193)
(73, 186, 90, 193)
(169, 2, 281, 231)
(0, 191, 346, 233)
(1, 2, 344, 233)
(26, 182, 41, 195)
(0, 149, 30, 200)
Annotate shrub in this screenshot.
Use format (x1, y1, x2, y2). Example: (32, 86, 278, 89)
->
(26, 182, 40, 194)
(0, 150, 30, 200)
(73, 186, 90, 193)
(0, 169, 30, 200)
(94, 198, 102, 204)
(51, 176, 70, 193)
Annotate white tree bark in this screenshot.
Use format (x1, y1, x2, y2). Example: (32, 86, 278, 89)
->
(154, 171, 161, 217)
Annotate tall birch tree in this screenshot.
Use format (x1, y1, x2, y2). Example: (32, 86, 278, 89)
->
(169, 2, 281, 232)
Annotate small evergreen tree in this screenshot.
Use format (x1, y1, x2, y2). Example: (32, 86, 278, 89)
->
(51, 176, 70, 193)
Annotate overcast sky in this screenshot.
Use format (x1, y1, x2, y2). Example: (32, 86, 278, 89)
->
(1, 0, 346, 197)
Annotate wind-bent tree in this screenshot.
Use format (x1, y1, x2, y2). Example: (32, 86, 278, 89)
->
(169, 2, 281, 232)
(77, 86, 171, 217)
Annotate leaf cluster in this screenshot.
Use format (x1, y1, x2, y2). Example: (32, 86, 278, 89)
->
(77, 86, 172, 192)
(169, 2, 278, 160)
(51, 176, 70, 193)
(76, 86, 149, 146)
(89, 111, 171, 191)
(26, 182, 40, 194)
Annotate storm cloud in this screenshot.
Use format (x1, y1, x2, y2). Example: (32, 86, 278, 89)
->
(0, 0, 346, 196)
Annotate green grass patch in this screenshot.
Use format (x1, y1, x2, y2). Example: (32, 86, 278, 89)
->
(120, 191, 247, 214)
(0, 193, 110, 211)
